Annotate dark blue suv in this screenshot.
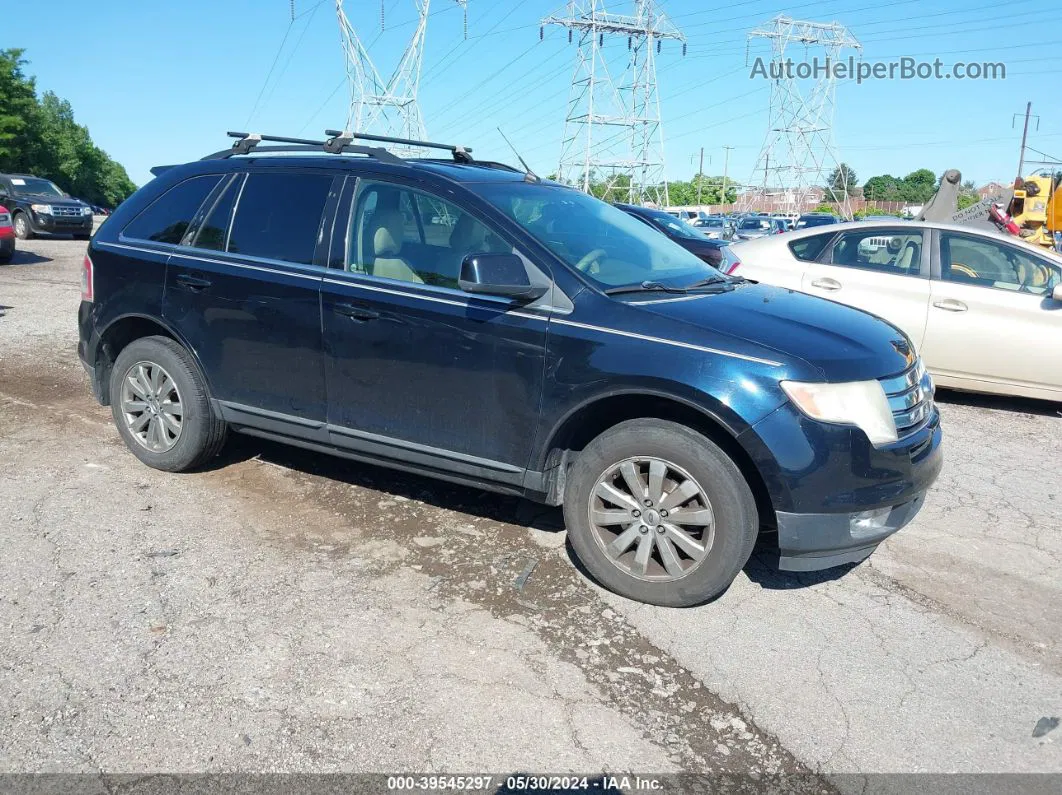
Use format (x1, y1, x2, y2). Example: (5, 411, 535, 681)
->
(77, 131, 942, 606)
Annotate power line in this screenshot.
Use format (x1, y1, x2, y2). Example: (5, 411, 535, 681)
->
(244, 17, 296, 128)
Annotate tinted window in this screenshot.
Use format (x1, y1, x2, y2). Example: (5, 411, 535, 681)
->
(228, 172, 332, 264)
(941, 233, 1061, 295)
(796, 215, 837, 228)
(123, 175, 221, 244)
(788, 233, 834, 262)
(193, 175, 241, 251)
(827, 229, 924, 276)
(347, 180, 510, 289)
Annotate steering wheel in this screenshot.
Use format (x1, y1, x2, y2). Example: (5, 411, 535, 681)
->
(575, 248, 607, 274)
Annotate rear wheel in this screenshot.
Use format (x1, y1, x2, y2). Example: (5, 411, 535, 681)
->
(13, 212, 33, 240)
(109, 336, 227, 472)
(563, 419, 758, 607)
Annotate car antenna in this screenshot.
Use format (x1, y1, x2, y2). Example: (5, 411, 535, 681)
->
(497, 127, 539, 183)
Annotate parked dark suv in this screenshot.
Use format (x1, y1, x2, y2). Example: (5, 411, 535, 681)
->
(0, 173, 95, 240)
(78, 131, 942, 606)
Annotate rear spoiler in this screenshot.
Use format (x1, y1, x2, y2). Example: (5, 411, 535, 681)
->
(150, 164, 178, 177)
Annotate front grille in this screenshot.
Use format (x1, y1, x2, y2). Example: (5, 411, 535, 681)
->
(879, 359, 934, 436)
(52, 206, 82, 217)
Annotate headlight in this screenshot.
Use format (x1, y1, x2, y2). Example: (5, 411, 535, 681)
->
(31, 203, 53, 214)
(81, 206, 93, 216)
(781, 379, 898, 446)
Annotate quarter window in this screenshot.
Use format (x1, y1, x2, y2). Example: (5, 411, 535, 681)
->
(227, 172, 333, 265)
(788, 233, 834, 262)
(941, 233, 1060, 295)
(123, 174, 222, 245)
(346, 181, 510, 289)
(827, 229, 924, 276)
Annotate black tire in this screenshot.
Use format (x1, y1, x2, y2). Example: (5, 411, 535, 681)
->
(109, 335, 227, 472)
(13, 212, 33, 240)
(563, 419, 758, 607)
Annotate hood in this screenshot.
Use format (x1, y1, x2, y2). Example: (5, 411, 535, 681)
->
(633, 283, 916, 381)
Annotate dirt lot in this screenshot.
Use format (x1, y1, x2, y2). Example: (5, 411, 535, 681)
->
(1, 235, 1060, 786)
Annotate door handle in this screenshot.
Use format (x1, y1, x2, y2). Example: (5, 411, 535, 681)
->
(810, 277, 841, 291)
(932, 298, 968, 312)
(175, 274, 211, 291)
(333, 302, 379, 321)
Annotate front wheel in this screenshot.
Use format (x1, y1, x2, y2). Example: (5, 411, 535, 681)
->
(13, 212, 33, 240)
(563, 419, 759, 607)
(109, 336, 227, 472)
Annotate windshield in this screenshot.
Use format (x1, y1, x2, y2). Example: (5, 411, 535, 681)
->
(739, 218, 771, 231)
(10, 177, 64, 198)
(697, 218, 724, 227)
(476, 183, 720, 289)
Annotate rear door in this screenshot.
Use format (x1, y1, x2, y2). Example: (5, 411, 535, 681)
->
(740, 231, 833, 290)
(801, 226, 931, 347)
(163, 168, 340, 433)
(921, 231, 1062, 397)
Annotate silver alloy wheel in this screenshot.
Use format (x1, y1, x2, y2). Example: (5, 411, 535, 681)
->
(588, 456, 716, 582)
(13, 214, 28, 238)
(119, 361, 183, 453)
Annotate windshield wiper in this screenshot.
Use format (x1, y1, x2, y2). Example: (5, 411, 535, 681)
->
(605, 281, 690, 296)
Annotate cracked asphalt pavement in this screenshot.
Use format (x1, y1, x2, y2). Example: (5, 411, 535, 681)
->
(0, 236, 1059, 788)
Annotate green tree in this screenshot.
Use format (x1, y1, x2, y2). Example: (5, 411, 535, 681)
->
(900, 169, 937, 203)
(824, 163, 859, 199)
(0, 48, 136, 207)
(863, 174, 902, 202)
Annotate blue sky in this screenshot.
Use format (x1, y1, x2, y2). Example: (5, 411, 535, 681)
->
(5, 0, 1059, 190)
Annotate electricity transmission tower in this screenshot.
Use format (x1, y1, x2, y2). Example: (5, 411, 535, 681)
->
(742, 16, 861, 217)
(336, 0, 467, 155)
(542, 1, 684, 205)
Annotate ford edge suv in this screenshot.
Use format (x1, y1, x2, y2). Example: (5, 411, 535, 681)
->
(77, 131, 942, 606)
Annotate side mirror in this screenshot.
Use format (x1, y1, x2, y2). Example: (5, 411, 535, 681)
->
(1053, 283, 1062, 302)
(459, 254, 547, 302)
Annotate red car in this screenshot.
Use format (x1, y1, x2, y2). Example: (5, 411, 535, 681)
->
(0, 205, 15, 263)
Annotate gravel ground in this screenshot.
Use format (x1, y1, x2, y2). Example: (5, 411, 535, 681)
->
(0, 234, 1059, 789)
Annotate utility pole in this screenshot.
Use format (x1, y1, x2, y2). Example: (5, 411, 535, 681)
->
(1013, 102, 1039, 179)
(336, 0, 468, 156)
(722, 144, 733, 207)
(696, 147, 704, 206)
(742, 15, 861, 216)
(542, 1, 685, 205)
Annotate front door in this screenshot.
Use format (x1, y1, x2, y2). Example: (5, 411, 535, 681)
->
(801, 226, 931, 348)
(321, 177, 550, 483)
(921, 231, 1062, 397)
(163, 169, 339, 428)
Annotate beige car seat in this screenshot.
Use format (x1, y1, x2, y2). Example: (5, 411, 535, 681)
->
(371, 209, 423, 284)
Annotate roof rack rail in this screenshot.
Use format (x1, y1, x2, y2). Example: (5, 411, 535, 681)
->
(200, 131, 405, 165)
(324, 130, 474, 163)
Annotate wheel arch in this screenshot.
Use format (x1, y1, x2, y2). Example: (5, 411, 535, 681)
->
(93, 314, 212, 405)
(535, 390, 776, 527)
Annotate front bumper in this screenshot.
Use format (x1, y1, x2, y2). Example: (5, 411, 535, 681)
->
(31, 210, 93, 234)
(775, 495, 928, 571)
(740, 399, 944, 572)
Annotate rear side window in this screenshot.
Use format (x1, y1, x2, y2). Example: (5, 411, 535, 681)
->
(788, 233, 834, 262)
(123, 174, 222, 244)
(227, 172, 333, 265)
(193, 175, 241, 251)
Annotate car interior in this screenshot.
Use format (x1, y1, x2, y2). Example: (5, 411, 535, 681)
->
(941, 234, 1059, 295)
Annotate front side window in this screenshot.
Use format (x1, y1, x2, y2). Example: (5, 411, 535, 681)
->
(123, 174, 222, 245)
(227, 172, 333, 265)
(827, 229, 924, 276)
(476, 183, 719, 289)
(346, 180, 511, 289)
(941, 233, 1060, 295)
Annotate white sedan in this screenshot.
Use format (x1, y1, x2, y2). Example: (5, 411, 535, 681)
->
(731, 221, 1062, 402)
